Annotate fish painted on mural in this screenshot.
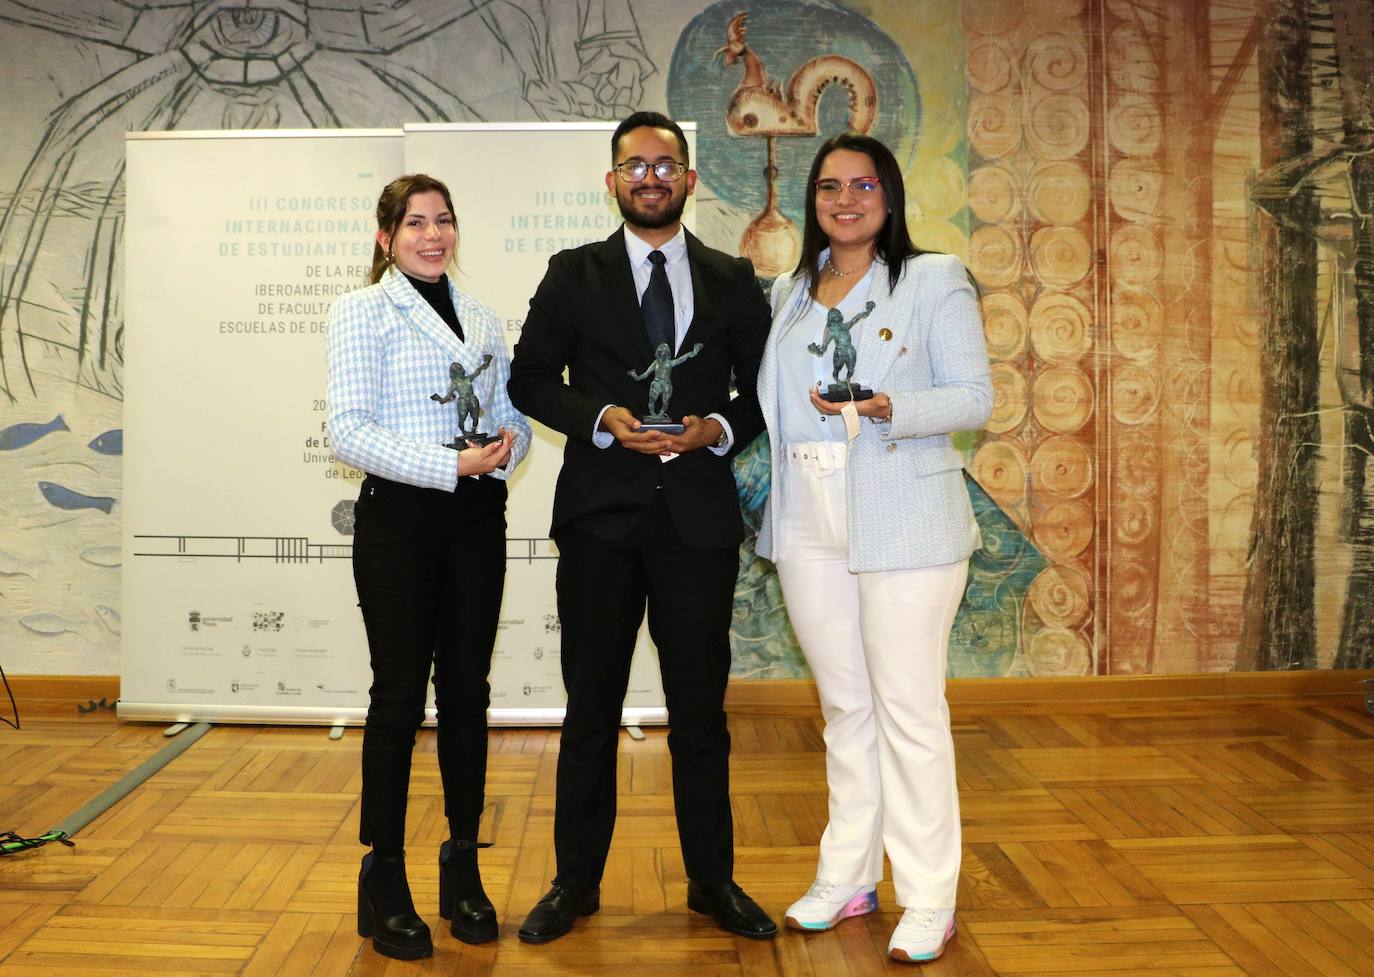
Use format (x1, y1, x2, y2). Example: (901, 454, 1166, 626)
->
(87, 429, 123, 455)
(0, 414, 68, 450)
(0, 547, 35, 579)
(94, 604, 121, 634)
(78, 545, 121, 567)
(37, 481, 116, 514)
(19, 611, 87, 636)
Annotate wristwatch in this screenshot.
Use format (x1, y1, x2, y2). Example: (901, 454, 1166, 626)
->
(713, 422, 730, 448)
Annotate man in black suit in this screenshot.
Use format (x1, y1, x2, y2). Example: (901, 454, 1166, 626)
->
(507, 111, 776, 943)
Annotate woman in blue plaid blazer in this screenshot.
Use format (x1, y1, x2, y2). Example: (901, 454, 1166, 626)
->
(326, 174, 531, 960)
(755, 136, 992, 963)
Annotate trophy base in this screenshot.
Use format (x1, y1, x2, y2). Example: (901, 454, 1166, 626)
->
(819, 385, 874, 403)
(446, 433, 501, 449)
(639, 417, 685, 435)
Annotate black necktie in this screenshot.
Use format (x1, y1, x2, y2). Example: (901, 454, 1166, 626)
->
(642, 250, 675, 354)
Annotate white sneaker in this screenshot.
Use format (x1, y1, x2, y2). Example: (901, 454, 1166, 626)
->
(784, 879, 878, 931)
(888, 907, 956, 962)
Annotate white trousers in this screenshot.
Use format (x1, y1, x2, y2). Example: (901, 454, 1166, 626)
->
(773, 442, 966, 908)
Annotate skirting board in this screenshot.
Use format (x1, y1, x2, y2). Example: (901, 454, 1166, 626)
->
(4, 675, 122, 717)
(724, 670, 1374, 713)
(8, 670, 1373, 718)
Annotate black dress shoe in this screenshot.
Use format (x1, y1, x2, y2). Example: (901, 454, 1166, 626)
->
(357, 852, 434, 959)
(686, 879, 778, 939)
(518, 884, 600, 943)
(439, 840, 498, 944)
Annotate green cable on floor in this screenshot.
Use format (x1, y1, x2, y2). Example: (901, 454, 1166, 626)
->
(0, 830, 74, 855)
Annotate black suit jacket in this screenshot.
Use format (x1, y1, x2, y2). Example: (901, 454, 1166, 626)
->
(508, 227, 770, 549)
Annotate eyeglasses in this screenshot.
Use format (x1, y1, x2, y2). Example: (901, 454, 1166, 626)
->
(613, 159, 688, 183)
(815, 177, 882, 201)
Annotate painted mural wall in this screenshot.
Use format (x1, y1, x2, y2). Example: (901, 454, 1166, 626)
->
(1, 0, 1369, 679)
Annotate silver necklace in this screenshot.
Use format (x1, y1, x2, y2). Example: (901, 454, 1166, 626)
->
(825, 256, 871, 278)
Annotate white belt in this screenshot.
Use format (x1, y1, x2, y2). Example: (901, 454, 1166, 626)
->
(784, 441, 848, 472)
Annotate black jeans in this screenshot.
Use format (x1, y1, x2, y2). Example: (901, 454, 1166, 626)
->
(352, 472, 507, 853)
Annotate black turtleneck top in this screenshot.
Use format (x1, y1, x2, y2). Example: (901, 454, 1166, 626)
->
(404, 272, 464, 343)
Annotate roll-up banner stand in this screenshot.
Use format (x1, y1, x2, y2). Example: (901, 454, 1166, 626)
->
(120, 124, 692, 726)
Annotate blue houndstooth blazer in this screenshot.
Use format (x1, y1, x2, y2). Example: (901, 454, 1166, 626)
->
(755, 251, 993, 572)
(326, 267, 531, 490)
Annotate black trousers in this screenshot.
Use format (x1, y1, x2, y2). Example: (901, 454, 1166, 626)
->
(552, 489, 738, 890)
(352, 472, 507, 853)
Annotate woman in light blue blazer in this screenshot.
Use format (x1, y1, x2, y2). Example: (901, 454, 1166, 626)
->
(755, 135, 991, 963)
(326, 174, 531, 959)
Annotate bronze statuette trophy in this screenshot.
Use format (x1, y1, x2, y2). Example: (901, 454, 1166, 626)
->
(627, 341, 703, 434)
(432, 355, 501, 447)
(809, 301, 876, 402)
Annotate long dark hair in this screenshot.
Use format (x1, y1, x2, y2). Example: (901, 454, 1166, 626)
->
(793, 133, 922, 301)
(368, 173, 457, 284)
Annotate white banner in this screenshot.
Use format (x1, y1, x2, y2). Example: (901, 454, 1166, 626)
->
(120, 125, 687, 725)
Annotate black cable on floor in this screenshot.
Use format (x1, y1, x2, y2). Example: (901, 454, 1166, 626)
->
(0, 660, 18, 730)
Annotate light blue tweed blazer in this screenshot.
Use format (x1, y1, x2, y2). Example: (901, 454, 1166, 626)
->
(755, 251, 993, 572)
(326, 267, 531, 491)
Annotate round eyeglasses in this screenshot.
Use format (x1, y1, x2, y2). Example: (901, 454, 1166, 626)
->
(613, 160, 688, 183)
(815, 177, 882, 201)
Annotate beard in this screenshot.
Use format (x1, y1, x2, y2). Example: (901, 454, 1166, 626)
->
(615, 184, 688, 230)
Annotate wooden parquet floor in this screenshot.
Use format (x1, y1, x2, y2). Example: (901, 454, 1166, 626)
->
(3, 694, 1374, 976)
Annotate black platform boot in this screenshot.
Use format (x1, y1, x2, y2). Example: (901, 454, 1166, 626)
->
(439, 839, 498, 944)
(357, 851, 433, 959)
